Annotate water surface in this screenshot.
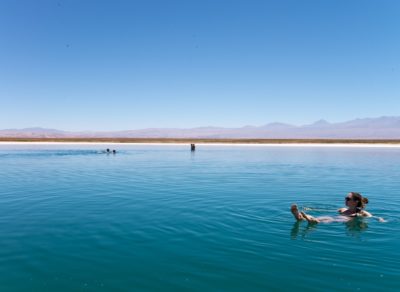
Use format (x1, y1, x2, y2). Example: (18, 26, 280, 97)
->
(0, 144, 399, 291)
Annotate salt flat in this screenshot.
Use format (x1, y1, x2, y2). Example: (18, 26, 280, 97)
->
(1, 141, 400, 148)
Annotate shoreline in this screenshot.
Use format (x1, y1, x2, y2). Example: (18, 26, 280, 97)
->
(1, 141, 400, 148)
(1, 138, 400, 143)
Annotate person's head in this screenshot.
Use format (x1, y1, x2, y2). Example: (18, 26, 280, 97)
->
(345, 192, 369, 210)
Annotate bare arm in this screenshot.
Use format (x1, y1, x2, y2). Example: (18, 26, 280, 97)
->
(360, 210, 372, 217)
(361, 210, 386, 222)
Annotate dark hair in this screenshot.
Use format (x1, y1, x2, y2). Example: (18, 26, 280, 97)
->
(350, 192, 369, 211)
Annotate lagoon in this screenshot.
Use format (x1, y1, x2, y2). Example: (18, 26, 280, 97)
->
(0, 144, 399, 291)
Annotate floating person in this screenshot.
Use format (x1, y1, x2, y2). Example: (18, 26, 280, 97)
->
(191, 144, 196, 151)
(106, 148, 110, 153)
(112, 150, 116, 154)
(291, 192, 385, 223)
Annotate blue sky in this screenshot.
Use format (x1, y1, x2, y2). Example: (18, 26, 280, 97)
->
(1, 0, 399, 131)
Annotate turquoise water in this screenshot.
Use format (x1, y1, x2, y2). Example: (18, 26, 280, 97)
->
(0, 144, 399, 291)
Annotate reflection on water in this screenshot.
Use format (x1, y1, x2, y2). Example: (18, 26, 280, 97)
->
(291, 218, 369, 240)
(345, 217, 369, 237)
(290, 221, 318, 239)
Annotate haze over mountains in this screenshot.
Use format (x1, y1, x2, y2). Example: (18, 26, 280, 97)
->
(1, 117, 400, 139)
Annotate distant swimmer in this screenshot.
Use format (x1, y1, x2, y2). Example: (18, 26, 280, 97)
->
(106, 148, 110, 153)
(112, 150, 116, 154)
(191, 144, 196, 151)
(291, 192, 385, 223)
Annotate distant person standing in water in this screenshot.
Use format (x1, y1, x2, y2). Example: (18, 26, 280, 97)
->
(291, 192, 385, 223)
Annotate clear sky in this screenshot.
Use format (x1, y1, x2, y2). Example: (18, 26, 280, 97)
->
(1, 0, 399, 131)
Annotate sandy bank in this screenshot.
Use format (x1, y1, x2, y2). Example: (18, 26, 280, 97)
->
(1, 141, 400, 148)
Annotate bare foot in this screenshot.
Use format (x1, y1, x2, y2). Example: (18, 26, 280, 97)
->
(300, 211, 320, 223)
(291, 204, 304, 221)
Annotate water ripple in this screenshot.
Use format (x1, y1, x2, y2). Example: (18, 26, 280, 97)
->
(0, 145, 399, 290)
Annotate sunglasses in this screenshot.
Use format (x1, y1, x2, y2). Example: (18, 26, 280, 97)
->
(345, 197, 358, 202)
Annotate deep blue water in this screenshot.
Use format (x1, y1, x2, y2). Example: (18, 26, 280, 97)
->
(0, 144, 399, 291)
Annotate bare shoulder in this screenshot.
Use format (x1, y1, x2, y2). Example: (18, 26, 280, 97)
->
(338, 208, 347, 214)
(360, 210, 372, 217)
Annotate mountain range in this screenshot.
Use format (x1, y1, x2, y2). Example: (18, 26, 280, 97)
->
(1, 116, 400, 139)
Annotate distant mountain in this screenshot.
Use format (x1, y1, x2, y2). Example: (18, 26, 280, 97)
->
(1, 116, 400, 139)
(0, 127, 68, 138)
(303, 119, 331, 128)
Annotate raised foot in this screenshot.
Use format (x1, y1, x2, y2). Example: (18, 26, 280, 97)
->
(291, 204, 304, 221)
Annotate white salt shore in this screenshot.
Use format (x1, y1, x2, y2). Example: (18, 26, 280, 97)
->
(1, 141, 400, 148)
